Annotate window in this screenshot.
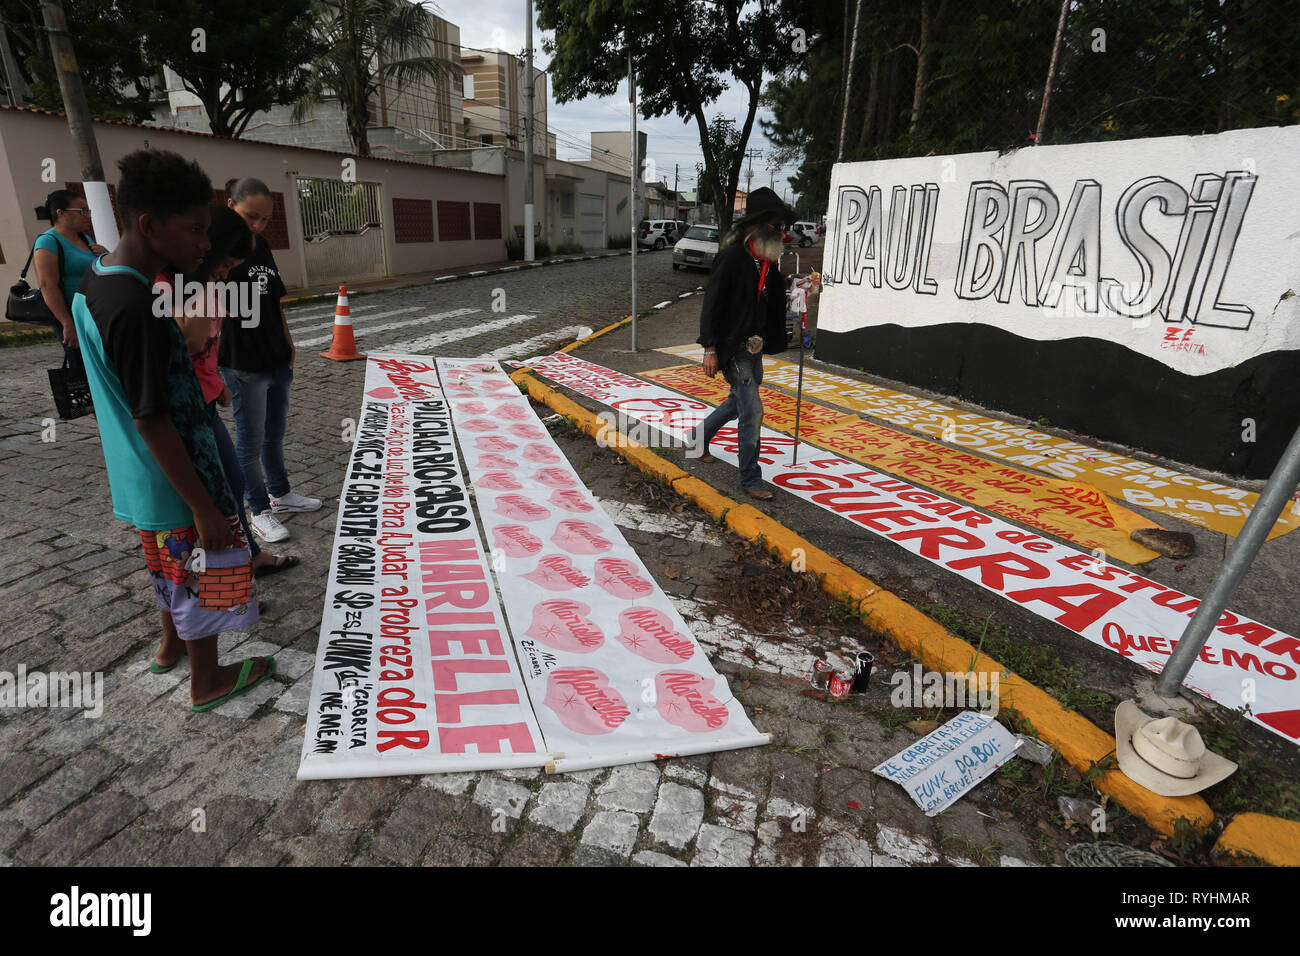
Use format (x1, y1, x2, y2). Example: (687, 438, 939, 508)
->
(463, 74, 475, 99)
(480, 134, 494, 146)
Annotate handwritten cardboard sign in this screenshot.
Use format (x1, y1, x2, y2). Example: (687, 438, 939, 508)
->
(873, 712, 1021, 816)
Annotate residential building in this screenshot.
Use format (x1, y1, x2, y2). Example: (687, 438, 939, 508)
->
(459, 50, 556, 157)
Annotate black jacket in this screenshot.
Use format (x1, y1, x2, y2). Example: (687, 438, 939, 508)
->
(696, 240, 789, 369)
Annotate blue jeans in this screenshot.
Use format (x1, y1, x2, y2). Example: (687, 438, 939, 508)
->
(207, 400, 260, 558)
(693, 351, 765, 490)
(221, 367, 293, 515)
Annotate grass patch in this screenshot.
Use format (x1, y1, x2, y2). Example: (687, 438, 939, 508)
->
(0, 327, 57, 348)
(918, 602, 1113, 721)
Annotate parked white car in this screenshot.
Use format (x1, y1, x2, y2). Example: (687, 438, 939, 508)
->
(672, 224, 721, 271)
(637, 219, 681, 250)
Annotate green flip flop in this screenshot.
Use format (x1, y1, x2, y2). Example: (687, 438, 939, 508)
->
(191, 656, 277, 712)
(150, 646, 180, 674)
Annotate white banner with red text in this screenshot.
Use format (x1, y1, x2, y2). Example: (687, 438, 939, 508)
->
(437, 357, 769, 773)
(520, 351, 1300, 747)
(298, 356, 548, 779)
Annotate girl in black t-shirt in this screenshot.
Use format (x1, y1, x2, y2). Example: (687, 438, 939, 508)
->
(218, 177, 320, 544)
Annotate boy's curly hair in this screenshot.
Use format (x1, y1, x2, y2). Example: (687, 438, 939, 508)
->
(116, 149, 212, 228)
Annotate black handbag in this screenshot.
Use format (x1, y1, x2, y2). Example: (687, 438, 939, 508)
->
(6, 239, 65, 324)
(48, 353, 94, 420)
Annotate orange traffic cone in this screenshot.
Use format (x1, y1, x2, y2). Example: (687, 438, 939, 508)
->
(319, 285, 365, 361)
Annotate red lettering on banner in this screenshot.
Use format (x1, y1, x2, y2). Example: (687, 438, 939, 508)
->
(811, 491, 893, 512)
(888, 526, 986, 558)
(423, 584, 489, 609)
(947, 509, 992, 528)
(1262, 637, 1300, 666)
(947, 552, 1050, 589)
(431, 658, 512, 690)
(421, 563, 484, 583)
(1152, 591, 1200, 614)
(377, 729, 430, 752)
(852, 508, 934, 532)
(436, 689, 521, 723)
(428, 629, 506, 657)
(997, 530, 1039, 544)
(1057, 553, 1128, 581)
(420, 538, 490, 608)
(1004, 584, 1126, 633)
(418, 539, 479, 562)
(775, 472, 854, 493)
(1118, 574, 1165, 594)
(1220, 620, 1276, 645)
(438, 723, 537, 753)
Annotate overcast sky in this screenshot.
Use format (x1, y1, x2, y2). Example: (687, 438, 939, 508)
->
(433, 0, 796, 200)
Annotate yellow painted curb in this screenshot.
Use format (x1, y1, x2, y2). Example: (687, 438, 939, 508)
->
(1216, 813, 1300, 866)
(510, 368, 1232, 840)
(559, 315, 632, 354)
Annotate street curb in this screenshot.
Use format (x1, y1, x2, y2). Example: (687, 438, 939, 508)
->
(281, 249, 636, 306)
(508, 364, 1222, 841)
(1214, 813, 1300, 866)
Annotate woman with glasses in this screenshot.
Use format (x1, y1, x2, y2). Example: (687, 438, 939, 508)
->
(31, 189, 108, 366)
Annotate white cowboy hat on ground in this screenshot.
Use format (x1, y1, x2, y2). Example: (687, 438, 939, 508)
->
(1114, 700, 1237, 796)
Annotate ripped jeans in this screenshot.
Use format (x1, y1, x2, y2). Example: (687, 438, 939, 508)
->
(693, 350, 764, 490)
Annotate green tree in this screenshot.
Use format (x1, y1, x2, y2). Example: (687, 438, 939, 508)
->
(293, 0, 460, 156)
(536, 0, 800, 231)
(764, 0, 1300, 212)
(140, 0, 323, 138)
(1, 0, 155, 122)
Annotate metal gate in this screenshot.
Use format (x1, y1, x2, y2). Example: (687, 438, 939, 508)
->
(296, 177, 387, 286)
(579, 193, 605, 250)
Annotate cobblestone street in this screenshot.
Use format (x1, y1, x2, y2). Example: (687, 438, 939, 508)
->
(0, 251, 1024, 867)
(0, 249, 1244, 868)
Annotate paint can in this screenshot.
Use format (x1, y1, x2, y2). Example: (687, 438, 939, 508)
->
(828, 669, 854, 698)
(810, 659, 832, 691)
(852, 652, 875, 693)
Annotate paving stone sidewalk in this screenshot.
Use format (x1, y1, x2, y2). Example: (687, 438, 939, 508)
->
(0, 254, 1098, 867)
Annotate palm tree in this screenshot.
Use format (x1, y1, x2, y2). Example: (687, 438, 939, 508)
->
(295, 0, 460, 156)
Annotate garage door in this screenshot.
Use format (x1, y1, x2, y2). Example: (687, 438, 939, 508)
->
(579, 193, 605, 251)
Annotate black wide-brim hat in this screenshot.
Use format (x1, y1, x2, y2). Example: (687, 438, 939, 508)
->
(735, 186, 798, 230)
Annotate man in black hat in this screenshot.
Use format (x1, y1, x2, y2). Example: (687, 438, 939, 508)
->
(689, 187, 793, 501)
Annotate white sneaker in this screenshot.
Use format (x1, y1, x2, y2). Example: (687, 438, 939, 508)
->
(270, 491, 323, 513)
(250, 510, 290, 542)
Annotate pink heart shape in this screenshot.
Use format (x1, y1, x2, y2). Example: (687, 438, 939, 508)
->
(543, 667, 629, 735)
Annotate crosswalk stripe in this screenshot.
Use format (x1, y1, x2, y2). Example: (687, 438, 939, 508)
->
(289, 305, 418, 332)
(286, 302, 378, 323)
(475, 325, 586, 362)
(294, 308, 481, 349)
(384, 313, 538, 355)
(291, 306, 422, 336)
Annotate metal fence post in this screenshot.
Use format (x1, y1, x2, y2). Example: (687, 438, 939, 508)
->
(1156, 420, 1300, 697)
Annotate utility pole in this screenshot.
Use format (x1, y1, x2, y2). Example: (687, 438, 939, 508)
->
(629, 46, 638, 352)
(673, 162, 679, 223)
(743, 147, 762, 213)
(524, 0, 535, 261)
(39, 0, 118, 248)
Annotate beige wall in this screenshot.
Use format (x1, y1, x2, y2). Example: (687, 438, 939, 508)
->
(0, 107, 507, 290)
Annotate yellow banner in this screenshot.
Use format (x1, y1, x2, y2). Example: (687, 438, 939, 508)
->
(656, 345, 1299, 542)
(642, 362, 1170, 563)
